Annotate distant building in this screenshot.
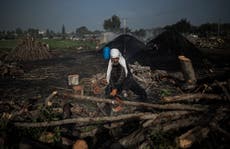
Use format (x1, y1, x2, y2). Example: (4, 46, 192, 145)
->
(39, 30, 46, 35)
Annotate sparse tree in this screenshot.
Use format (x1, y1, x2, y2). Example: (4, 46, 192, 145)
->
(27, 28, 39, 38)
(76, 26, 91, 37)
(62, 24, 66, 39)
(103, 15, 121, 32)
(164, 18, 192, 33)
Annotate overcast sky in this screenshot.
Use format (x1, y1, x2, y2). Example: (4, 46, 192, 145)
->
(0, 0, 230, 32)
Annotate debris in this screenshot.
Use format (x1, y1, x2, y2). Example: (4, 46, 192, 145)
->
(0, 61, 24, 77)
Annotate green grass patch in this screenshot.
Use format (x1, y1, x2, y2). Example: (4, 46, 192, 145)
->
(41, 39, 97, 50)
(0, 39, 17, 49)
(0, 39, 97, 51)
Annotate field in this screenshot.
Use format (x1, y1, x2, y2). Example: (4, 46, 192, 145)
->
(0, 39, 97, 50)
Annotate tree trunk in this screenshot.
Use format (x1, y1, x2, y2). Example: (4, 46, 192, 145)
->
(162, 93, 222, 102)
(61, 93, 206, 111)
(14, 112, 155, 127)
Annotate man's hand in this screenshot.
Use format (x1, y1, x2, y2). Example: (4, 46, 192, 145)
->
(110, 89, 117, 96)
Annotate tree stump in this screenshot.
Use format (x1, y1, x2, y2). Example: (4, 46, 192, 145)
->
(178, 55, 197, 86)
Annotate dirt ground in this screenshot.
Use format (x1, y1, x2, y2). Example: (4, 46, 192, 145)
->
(0, 50, 107, 102)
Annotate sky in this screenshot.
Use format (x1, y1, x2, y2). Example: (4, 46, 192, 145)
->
(0, 0, 230, 32)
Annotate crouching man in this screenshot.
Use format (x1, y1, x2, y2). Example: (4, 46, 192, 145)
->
(105, 48, 147, 101)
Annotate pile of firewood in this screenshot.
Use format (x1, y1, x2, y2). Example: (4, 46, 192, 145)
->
(188, 37, 227, 49)
(5, 37, 52, 61)
(0, 61, 24, 77)
(1, 78, 229, 148)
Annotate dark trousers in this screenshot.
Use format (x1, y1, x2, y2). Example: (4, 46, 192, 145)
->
(105, 77, 147, 101)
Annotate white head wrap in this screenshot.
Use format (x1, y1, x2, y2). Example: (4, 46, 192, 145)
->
(106, 48, 128, 83)
(110, 48, 120, 58)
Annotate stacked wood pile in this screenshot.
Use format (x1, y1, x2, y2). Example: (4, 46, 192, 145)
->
(0, 61, 24, 77)
(5, 37, 52, 61)
(0, 63, 229, 148)
(187, 36, 228, 49)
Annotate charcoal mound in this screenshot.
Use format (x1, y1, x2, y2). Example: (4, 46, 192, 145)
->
(101, 34, 147, 61)
(131, 29, 206, 71)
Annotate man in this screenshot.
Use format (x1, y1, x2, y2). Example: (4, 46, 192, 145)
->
(106, 48, 147, 101)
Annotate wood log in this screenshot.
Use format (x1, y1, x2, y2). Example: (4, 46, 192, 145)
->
(174, 106, 228, 148)
(14, 112, 156, 127)
(178, 55, 197, 84)
(162, 93, 222, 102)
(61, 93, 206, 111)
(176, 126, 209, 149)
(142, 111, 193, 128)
(160, 116, 201, 132)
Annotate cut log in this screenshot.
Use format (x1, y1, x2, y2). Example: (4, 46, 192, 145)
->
(176, 126, 209, 149)
(61, 93, 206, 111)
(178, 55, 197, 84)
(162, 93, 222, 102)
(72, 139, 88, 149)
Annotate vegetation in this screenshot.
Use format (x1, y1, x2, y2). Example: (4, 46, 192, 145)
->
(76, 26, 92, 37)
(103, 15, 121, 32)
(0, 39, 97, 50)
(0, 39, 17, 49)
(164, 18, 230, 37)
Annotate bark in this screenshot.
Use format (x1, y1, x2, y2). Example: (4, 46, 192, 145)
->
(162, 93, 222, 102)
(149, 116, 201, 133)
(14, 112, 156, 128)
(142, 111, 193, 128)
(61, 93, 206, 111)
